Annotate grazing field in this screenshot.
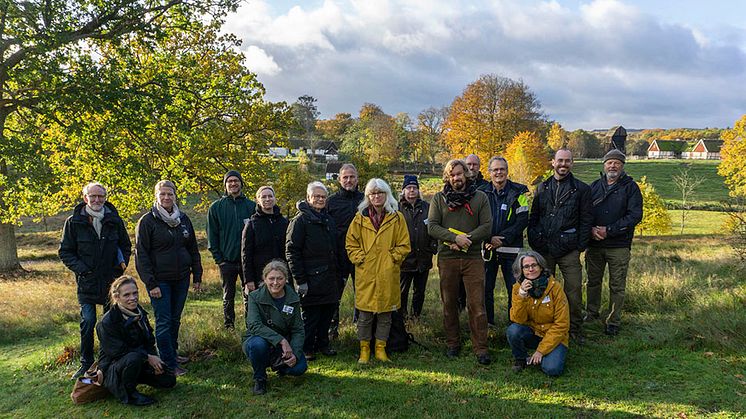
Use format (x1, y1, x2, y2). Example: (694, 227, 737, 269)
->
(1, 224, 744, 418)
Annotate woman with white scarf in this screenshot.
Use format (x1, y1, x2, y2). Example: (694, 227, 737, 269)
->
(135, 180, 202, 376)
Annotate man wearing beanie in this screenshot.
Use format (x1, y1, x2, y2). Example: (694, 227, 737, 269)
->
(398, 174, 437, 319)
(208, 170, 256, 329)
(586, 149, 642, 336)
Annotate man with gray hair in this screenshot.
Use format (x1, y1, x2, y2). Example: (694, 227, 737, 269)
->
(59, 182, 132, 379)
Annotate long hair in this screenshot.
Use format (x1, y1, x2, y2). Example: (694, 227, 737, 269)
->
(512, 250, 549, 280)
(358, 178, 398, 214)
(442, 159, 468, 184)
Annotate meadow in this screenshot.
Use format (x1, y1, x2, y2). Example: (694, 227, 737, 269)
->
(1, 219, 744, 418)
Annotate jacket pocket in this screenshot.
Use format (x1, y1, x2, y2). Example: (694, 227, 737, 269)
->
(557, 229, 578, 254)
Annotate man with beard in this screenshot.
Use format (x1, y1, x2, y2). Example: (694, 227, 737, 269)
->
(326, 164, 364, 341)
(59, 182, 132, 379)
(586, 150, 642, 336)
(457, 154, 489, 311)
(208, 170, 256, 329)
(428, 159, 492, 364)
(528, 148, 592, 344)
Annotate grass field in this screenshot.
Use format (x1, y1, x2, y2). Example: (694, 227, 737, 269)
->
(1, 222, 745, 418)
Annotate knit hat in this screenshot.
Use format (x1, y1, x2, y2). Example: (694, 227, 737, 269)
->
(402, 174, 419, 189)
(223, 170, 244, 191)
(603, 149, 626, 164)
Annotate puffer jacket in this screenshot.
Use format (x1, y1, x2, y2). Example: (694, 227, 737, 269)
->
(285, 201, 339, 306)
(241, 205, 290, 287)
(589, 173, 643, 248)
(135, 207, 202, 290)
(244, 284, 305, 357)
(398, 198, 437, 272)
(528, 173, 592, 258)
(510, 277, 569, 355)
(346, 209, 411, 313)
(59, 202, 132, 305)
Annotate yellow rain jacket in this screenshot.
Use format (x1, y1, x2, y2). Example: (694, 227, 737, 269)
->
(510, 277, 570, 355)
(346, 209, 411, 313)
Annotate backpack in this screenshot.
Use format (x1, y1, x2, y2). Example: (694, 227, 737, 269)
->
(370, 311, 427, 353)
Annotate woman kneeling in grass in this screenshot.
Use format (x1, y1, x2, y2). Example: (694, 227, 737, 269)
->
(96, 276, 176, 406)
(243, 260, 307, 395)
(506, 250, 569, 376)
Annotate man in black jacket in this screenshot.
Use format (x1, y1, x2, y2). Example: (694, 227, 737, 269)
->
(586, 150, 643, 336)
(478, 157, 529, 326)
(326, 163, 364, 338)
(398, 175, 437, 319)
(528, 149, 592, 342)
(59, 182, 132, 379)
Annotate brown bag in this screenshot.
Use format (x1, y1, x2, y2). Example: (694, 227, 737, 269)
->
(70, 365, 109, 404)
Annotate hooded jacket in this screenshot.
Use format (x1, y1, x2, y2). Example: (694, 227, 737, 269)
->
(241, 205, 290, 287)
(59, 201, 132, 305)
(207, 193, 256, 264)
(285, 201, 339, 306)
(510, 276, 569, 355)
(528, 173, 592, 258)
(398, 197, 437, 272)
(589, 172, 643, 248)
(135, 207, 202, 290)
(346, 208, 411, 313)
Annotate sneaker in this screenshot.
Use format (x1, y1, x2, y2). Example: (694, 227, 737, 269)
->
(71, 364, 92, 380)
(477, 354, 491, 365)
(127, 391, 156, 406)
(253, 379, 267, 395)
(604, 324, 620, 336)
(446, 347, 461, 359)
(512, 358, 527, 373)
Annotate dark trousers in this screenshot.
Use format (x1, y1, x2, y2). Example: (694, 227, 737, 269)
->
(438, 258, 489, 355)
(542, 250, 584, 334)
(104, 351, 176, 403)
(506, 323, 567, 376)
(302, 303, 336, 353)
(80, 301, 110, 367)
(330, 267, 356, 336)
(243, 336, 307, 381)
(400, 270, 429, 318)
(149, 278, 189, 370)
(219, 261, 246, 327)
(585, 247, 631, 327)
(484, 253, 518, 324)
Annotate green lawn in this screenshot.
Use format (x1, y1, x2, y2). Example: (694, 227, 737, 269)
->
(1, 230, 745, 418)
(573, 159, 729, 209)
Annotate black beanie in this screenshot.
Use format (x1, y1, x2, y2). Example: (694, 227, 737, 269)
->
(402, 174, 419, 189)
(223, 170, 243, 191)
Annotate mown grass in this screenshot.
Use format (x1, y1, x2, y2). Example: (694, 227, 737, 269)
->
(1, 227, 745, 418)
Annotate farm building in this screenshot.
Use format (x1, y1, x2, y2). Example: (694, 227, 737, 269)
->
(681, 139, 723, 160)
(269, 139, 339, 161)
(647, 140, 691, 159)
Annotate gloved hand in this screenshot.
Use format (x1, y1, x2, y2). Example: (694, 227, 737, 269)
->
(297, 283, 308, 297)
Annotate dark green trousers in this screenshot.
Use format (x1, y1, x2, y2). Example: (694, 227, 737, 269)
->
(542, 250, 583, 335)
(585, 247, 631, 327)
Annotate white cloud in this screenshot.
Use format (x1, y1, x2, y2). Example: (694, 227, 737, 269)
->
(224, 0, 746, 129)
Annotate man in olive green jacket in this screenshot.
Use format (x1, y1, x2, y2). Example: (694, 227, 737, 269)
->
(428, 159, 492, 365)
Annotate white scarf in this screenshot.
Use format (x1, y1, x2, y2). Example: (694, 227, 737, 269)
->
(85, 205, 105, 238)
(156, 203, 182, 227)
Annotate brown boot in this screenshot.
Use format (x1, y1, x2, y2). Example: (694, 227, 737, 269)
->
(358, 341, 370, 364)
(374, 339, 390, 362)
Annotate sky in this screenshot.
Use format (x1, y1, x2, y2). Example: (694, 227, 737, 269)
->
(223, 0, 746, 130)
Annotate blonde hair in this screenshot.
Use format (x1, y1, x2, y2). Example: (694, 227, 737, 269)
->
(109, 275, 139, 306)
(154, 180, 177, 202)
(442, 159, 468, 183)
(255, 185, 275, 200)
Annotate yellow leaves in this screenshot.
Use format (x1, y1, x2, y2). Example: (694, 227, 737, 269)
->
(547, 122, 568, 152)
(636, 176, 672, 236)
(718, 114, 746, 198)
(504, 131, 550, 185)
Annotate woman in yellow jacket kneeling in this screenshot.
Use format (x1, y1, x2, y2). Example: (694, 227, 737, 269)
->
(507, 250, 569, 376)
(346, 178, 410, 363)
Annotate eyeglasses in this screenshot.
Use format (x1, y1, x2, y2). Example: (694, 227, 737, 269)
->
(368, 191, 385, 197)
(86, 194, 106, 200)
(311, 194, 327, 200)
(522, 263, 539, 270)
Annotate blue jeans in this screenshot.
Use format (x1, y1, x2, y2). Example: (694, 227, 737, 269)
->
(484, 253, 517, 324)
(243, 336, 307, 381)
(149, 278, 190, 370)
(506, 323, 567, 376)
(80, 302, 110, 366)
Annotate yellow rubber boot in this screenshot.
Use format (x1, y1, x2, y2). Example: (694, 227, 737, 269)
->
(358, 341, 370, 364)
(375, 339, 390, 362)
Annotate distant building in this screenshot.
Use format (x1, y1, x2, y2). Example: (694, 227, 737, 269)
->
(682, 139, 723, 160)
(325, 161, 345, 180)
(606, 126, 627, 154)
(269, 138, 339, 161)
(647, 139, 690, 159)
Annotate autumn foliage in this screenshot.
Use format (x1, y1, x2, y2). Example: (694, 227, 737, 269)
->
(636, 176, 672, 236)
(718, 114, 746, 198)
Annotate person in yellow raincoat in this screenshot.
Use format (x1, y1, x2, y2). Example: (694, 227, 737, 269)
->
(346, 178, 411, 363)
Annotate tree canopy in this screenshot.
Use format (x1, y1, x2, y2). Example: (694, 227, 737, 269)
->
(718, 114, 746, 198)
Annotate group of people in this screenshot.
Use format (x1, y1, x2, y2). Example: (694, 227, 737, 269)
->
(59, 148, 642, 404)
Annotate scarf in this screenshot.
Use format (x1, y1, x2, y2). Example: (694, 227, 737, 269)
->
(368, 206, 385, 231)
(528, 273, 549, 299)
(156, 203, 182, 227)
(443, 180, 477, 215)
(85, 205, 105, 238)
(118, 304, 146, 331)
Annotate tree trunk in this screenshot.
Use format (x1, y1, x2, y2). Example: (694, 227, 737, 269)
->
(0, 222, 20, 271)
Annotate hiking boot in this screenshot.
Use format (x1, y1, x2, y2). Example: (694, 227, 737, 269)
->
(127, 391, 156, 406)
(253, 379, 267, 395)
(477, 353, 491, 365)
(570, 331, 585, 346)
(71, 363, 92, 380)
(512, 358, 527, 373)
(446, 347, 460, 359)
(604, 324, 620, 336)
